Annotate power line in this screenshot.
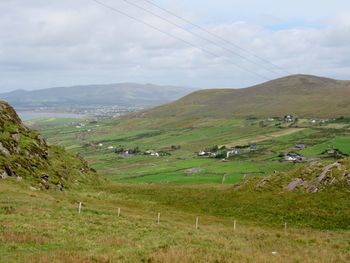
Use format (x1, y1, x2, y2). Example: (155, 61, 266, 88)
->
(91, 0, 270, 80)
(120, 0, 282, 77)
(140, 0, 290, 76)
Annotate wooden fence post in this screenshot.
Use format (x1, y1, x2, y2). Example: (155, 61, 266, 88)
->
(234, 220, 237, 232)
(284, 222, 287, 234)
(117, 208, 121, 217)
(195, 217, 199, 229)
(222, 174, 226, 184)
(157, 213, 160, 224)
(78, 202, 82, 214)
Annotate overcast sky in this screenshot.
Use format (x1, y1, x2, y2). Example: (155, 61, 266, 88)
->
(1, 0, 350, 92)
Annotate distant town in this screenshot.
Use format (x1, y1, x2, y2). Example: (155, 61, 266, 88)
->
(17, 105, 144, 118)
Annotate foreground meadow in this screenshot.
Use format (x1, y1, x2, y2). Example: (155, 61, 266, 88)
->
(1, 179, 349, 262)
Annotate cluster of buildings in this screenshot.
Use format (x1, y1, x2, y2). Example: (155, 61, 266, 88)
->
(198, 144, 258, 159)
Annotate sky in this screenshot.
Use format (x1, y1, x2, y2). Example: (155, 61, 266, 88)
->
(1, 0, 350, 92)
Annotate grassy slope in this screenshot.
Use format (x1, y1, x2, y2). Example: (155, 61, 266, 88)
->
(144, 74, 350, 118)
(1, 179, 349, 262)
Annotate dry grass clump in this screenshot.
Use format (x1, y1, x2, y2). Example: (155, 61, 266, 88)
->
(0, 231, 48, 244)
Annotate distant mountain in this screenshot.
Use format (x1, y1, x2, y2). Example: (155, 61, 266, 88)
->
(144, 75, 350, 118)
(0, 83, 195, 108)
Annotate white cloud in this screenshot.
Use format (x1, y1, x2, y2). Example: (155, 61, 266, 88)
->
(0, 0, 350, 92)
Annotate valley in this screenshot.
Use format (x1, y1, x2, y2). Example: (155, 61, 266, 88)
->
(31, 115, 350, 185)
(1, 75, 350, 262)
(2, 0, 350, 261)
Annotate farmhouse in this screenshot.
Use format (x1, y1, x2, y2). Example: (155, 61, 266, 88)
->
(284, 152, 304, 162)
(294, 144, 306, 150)
(321, 148, 346, 158)
(151, 152, 160, 157)
(145, 150, 155, 155)
(198, 151, 211, 156)
(250, 144, 258, 151)
(226, 148, 240, 158)
(144, 150, 171, 157)
(209, 152, 218, 158)
(284, 115, 295, 122)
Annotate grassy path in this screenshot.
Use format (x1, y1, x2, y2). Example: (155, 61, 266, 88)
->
(224, 128, 306, 148)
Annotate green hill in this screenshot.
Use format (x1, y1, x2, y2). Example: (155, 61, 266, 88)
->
(0, 101, 100, 190)
(144, 74, 350, 119)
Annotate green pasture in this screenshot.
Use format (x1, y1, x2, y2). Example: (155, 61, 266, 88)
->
(28, 117, 350, 184)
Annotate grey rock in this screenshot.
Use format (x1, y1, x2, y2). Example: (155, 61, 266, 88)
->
(308, 185, 319, 193)
(0, 142, 10, 156)
(56, 183, 63, 192)
(14, 146, 21, 153)
(37, 135, 47, 146)
(285, 178, 305, 191)
(11, 133, 20, 142)
(41, 174, 49, 183)
(317, 163, 340, 183)
(256, 178, 269, 188)
(0, 171, 9, 179)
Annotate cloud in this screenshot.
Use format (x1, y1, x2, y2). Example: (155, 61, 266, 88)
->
(0, 0, 350, 92)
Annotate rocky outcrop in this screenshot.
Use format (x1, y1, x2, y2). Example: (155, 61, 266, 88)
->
(0, 100, 101, 190)
(238, 159, 350, 193)
(285, 178, 306, 191)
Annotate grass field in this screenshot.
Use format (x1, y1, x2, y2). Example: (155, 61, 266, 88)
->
(30, 116, 350, 184)
(1, 179, 349, 262)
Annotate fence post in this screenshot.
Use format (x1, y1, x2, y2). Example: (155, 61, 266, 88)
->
(222, 174, 226, 184)
(117, 208, 121, 217)
(78, 202, 82, 214)
(234, 220, 237, 232)
(284, 222, 287, 234)
(195, 217, 199, 229)
(157, 213, 160, 224)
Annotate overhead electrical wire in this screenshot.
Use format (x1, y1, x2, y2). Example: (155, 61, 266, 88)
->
(91, 0, 272, 81)
(140, 0, 290, 76)
(120, 0, 283, 77)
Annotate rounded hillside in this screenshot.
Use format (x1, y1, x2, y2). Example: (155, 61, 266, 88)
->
(144, 74, 350, 118)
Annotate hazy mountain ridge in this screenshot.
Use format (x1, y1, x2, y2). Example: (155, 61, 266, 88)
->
(144, 74, 350, 118)
(0, 83, 195, 108)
